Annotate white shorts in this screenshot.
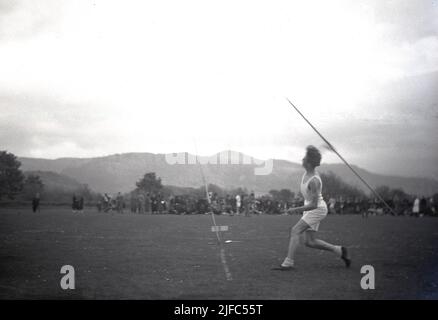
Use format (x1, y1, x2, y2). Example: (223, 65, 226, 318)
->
(301, 206, 328, 231)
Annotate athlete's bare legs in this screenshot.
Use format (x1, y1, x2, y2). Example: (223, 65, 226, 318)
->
(281, 219, 310, 267)
(304, 230, 342, 254)
(280, 220, 352, 269)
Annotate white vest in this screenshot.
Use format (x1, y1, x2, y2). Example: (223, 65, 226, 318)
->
(300, 173, 326, 209)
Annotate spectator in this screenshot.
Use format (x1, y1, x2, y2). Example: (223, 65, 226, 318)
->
(32, 192, 40, 213)
(78, 196, 84, 213)
(103, 193, 112, 212)
(419, 196, 427, 217)
(130, 194, 137, 213)
(328, 197, 336, 214)
(137, 193, 145, 214)
(339, 196, 345, 214)
(116, 192, 124, 214)
(248, 192, 256, 215)
(157, 193, 164, 214)
(72, 194, 79, 213)
(353, 197, 360, 215)
(145, 193, 151, 214)
(393, 194, 402, 216)
(401, 198, 410, 216)
(235, 194, 241, 215)
(429, 197, 436, 216)
(412, 196, 420, 217)
(151, 193, 158, 214)
(225, 194, 233, 215)
(243, 194, 250, 217)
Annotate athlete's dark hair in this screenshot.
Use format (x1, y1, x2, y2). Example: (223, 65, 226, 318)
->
(305, 145, 322, 168)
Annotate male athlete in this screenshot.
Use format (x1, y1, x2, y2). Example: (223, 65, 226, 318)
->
(280, 145, 351, 269)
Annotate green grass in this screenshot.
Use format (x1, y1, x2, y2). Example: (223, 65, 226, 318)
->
(1, 207, 438, 299)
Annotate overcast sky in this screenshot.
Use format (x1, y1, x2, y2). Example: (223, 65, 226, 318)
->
(0, 0, 437, 179)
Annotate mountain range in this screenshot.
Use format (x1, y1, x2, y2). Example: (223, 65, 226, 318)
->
(17, 151, 438, 197)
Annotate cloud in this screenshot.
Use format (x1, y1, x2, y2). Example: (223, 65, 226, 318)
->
(0, 0, 63, 41)
(337, 0, 438, 80)
(0, 93, 124, 158)
(369, 0, 438, 42)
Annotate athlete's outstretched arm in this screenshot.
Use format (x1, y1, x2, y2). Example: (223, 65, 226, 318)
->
(287, 179, 320, 214)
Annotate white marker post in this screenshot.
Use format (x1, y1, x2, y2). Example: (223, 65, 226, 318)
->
(211, 225, 229, 232)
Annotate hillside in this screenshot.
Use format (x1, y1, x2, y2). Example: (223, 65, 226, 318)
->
(18, 151, 438, 196)
(23, 171, 86, 192)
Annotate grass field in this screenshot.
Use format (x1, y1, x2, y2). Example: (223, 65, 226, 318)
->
(1, 207, 438, 300)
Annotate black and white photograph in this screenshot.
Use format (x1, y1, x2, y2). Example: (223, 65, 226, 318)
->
(1, 0, 438, 308)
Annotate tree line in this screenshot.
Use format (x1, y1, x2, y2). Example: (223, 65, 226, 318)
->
(0, 150, 99, 206)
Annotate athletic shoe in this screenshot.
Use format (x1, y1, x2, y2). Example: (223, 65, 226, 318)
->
(272, 258, 295, 271)
(274, 257, 294, 270)
(341, 246, 351, 268)
(272, 266, 294, 271)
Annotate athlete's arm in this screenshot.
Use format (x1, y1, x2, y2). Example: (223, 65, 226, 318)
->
(287, 179, 320, 214)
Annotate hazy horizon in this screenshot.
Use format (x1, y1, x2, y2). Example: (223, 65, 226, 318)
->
(14, 148, 438, 181)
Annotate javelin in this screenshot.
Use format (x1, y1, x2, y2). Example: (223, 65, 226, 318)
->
(285, 97, 397, 216)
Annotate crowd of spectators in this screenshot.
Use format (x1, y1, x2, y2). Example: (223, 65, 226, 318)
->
(96, 191, 438, 217)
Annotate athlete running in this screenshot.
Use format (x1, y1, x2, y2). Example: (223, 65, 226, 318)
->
(279, 145, 351, 270)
